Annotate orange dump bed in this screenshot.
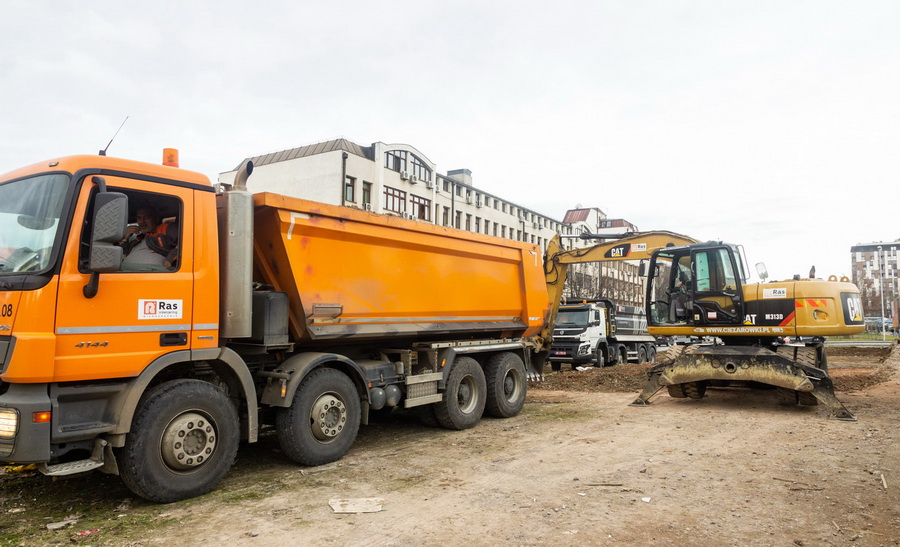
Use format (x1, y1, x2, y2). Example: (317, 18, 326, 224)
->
(252, 193, 550, 343)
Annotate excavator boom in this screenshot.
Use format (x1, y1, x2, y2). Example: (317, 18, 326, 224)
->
(541, 231, 698, 349)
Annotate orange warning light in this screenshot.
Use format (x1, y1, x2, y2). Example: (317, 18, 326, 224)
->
(33, 411, 51, 424)
(163, 148, 179, 167)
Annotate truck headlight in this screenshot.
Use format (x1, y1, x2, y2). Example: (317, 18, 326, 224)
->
(578, 343, 591, 356)
(0, 409, 18, 438)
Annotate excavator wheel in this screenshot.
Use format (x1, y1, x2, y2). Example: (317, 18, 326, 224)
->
(777, 388, 799, 405)
(667, 381, 706, 399)
(777, 387, 819, 407)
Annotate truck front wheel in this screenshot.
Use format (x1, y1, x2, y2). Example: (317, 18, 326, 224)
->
(595, 346, 608, 367)
(118, 379, 240, 503)
(435, 357, 486, 430)
(276, 368, 361, 467)
(484, 352, 527, 418)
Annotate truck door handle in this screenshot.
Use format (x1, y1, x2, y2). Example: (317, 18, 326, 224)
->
(160, 332, 188, 347)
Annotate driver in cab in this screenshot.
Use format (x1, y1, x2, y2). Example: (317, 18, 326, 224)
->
(118, 207, 178, 272)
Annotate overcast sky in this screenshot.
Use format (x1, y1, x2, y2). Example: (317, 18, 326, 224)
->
(2, 1, 897, 281)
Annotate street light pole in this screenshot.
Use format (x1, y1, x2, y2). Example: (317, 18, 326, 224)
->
(878, 246, 886, 341)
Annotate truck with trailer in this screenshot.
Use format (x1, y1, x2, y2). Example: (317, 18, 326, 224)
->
(0, 152, 552, 502)
(549, 299, 657, 369)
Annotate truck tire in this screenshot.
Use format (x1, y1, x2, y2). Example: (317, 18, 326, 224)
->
(595, 346, 608, 368)
(637, 345, 648, 364)
(612, 345, 627, 365)
(435, 357, 486, 430)
(276, 368, 361, 466)
(117, 379, 240, 503)
(647, 345, 657, 363)
(415, 403, 440, 427)
(484, 352, 527, 418)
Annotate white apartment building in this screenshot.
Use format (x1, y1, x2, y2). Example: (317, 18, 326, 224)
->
(850, 240, 899, 322)
(220, 138, 645, 305)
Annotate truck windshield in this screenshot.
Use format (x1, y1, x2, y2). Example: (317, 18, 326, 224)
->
(556, 310, 590, 327)
(0, 174, 69, 274)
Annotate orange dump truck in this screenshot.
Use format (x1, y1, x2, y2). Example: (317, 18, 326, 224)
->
(0, 154, 551, 502)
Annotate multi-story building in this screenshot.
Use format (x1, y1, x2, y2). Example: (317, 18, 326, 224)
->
(850, 240, 899, 324)
(220, 138, 645, 305)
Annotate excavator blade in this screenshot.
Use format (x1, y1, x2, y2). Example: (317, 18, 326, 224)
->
(630, 345, 855, 420)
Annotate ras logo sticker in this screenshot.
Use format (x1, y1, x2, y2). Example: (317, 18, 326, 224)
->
(139, 299, 183, 320)
(763, 288, 788, 299)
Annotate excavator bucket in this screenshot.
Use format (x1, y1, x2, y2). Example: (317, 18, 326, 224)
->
(629, 344, 855, 421)
(528, 350, 548, 382)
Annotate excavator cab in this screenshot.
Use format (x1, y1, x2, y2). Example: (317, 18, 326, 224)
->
(647, 242, 748, 329)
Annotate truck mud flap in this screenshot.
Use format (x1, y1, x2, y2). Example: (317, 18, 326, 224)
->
(629, 345, 855, 421)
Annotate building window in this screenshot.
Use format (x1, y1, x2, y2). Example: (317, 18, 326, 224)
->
(455, 211, 462, 229)
(465, 214, 472, 231)
(384, 186, 406, 213)
(475, 217, 481, 233)
(410, 194, 431, 221)
(493, 224, 498, 237)
(409, 154, 432, 182)
(344, 176, 356, 203)
(443, 180, 451, 193)
(443, 206, 450, 226)
(362, 181, 372, 208)
(385, 150, 431, 182)
(385, 150, 407, 172)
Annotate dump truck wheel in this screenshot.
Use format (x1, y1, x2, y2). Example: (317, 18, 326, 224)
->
(484, 352, 527, 418)
(647, 345, 657, 363)
(435, 357, 486, 430)
(551, 362, 561, 372)
(415, 404, 440, 427)
(610, 344, 625, 365)
(276, 368, 361, 466)
(595, 346, 608, 367)
(637, 346, 648, 364)
(118, 379, 239, 503)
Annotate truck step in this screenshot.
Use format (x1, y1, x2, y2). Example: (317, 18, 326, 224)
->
(37, 438, 108, 476)
(39, 458, 104, 476)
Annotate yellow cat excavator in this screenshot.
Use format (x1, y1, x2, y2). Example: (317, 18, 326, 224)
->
(541, 231, 865, 420)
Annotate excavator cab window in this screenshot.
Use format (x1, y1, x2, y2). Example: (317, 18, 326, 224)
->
(647, 245, 744, 327)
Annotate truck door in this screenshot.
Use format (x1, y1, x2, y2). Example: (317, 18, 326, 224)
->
(54, 176, 194, 382)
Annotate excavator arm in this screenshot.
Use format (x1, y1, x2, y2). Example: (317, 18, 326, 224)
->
(540, 231, 698, 352)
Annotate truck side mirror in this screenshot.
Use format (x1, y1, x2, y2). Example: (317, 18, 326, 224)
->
(755, 262, 768, 282)
(84, 192, 127, 298)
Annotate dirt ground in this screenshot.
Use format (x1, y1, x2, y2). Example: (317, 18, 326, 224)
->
(1, 344, 898, 546)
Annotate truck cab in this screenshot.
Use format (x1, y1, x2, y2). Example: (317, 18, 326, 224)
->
(549, 299, 656, 370)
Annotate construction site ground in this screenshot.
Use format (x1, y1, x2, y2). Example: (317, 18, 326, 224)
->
(1, 344, 898, 546)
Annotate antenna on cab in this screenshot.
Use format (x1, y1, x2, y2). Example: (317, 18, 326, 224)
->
(99, 116, 129, 156)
